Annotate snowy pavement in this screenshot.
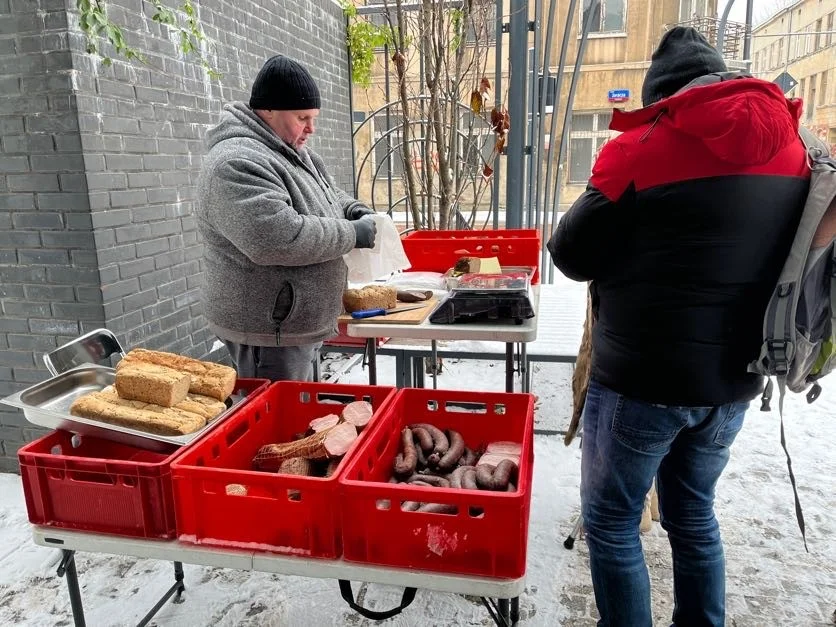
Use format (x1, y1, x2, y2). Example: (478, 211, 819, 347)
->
(0, 357, 833, 626)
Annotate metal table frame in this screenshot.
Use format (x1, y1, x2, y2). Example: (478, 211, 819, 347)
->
(34, 527, 525, 627)
(348, 286, 540, 393)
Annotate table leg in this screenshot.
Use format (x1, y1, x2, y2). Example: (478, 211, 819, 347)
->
(511, 597, 520, 623)
(480, 597, 514, 626)
(431, 340, 438, 390)
(412, 353, 425, 388)
(505, 343, 514, 393)
(498, 598, 511, 624)
(396, 350, 409, 388)
(367, 338, 377, 385)
(57, 550, 85, 627)
(136, 561, 186, 627)
(520, 344, 529, 393)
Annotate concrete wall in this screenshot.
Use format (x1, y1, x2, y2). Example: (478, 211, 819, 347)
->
(0, 0, 354, 471)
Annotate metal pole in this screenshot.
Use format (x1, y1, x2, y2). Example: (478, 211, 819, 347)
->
(384, 45, 394, 220)
(526, 46, 536, 229)
(716, 0, 736, 56)
(548, 0, 600, 282)
(505, 0, 529, 229)
(743, 0, 755, 70)
(492, 0, 504, 229)
(345, 14, 358, 197)
(534, 0, 558, 234)
(540, 0, 580, 281)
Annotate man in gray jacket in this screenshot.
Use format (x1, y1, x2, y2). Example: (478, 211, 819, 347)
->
(196, 55, 377, 381)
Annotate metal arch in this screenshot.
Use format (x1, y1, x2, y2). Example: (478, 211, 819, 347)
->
(364, 134, 492, 231)
(352, 96, 497, 193)
(356, 104, 496, 229)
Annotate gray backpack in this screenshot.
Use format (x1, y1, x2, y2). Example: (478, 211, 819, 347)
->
(749, 126, 836, 550)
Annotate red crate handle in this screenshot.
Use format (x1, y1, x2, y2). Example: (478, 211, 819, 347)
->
(338, 580, 416, 620)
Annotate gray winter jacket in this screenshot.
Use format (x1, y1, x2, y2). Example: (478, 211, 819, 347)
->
(196, 103, 365, 346)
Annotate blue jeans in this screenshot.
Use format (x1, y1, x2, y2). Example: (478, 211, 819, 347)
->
(580, 378, 748, 627)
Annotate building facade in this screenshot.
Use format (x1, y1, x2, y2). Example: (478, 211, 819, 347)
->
(751, 0, 836, 153)
(351, 0, 745, 217)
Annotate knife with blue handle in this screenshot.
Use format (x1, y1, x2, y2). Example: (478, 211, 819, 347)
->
(350, 303, 429, 319)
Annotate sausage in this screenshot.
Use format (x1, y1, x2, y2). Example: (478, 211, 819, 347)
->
(414, 442, 428, 469)
(401, 500, 421, 512)
(407, 473, 450, 488)
(462, 468, 479, 491)
(412, 427, 434, 453)
(393, 428, 417, 476)
(409, 423, 449, 454)
(417, 502, 458, 514)
(475, 463, 496, 490)
(459, 447, 477, 466)
(491, 459, 518, 491)
(436, 430, 465, 471)
(449, 465, 475, 489)
(409, 480, 434, 487)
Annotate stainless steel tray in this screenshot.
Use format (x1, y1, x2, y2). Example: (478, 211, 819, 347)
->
(0, 364, 245, 453)
(444, 265, 535, 292)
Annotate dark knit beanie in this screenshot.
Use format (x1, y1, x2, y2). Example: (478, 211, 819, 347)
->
(249, 55, 321, 110)
(641, 27, 728, 107)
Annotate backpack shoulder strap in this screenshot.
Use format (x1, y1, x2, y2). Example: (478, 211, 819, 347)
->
(799, 127, 835, 167)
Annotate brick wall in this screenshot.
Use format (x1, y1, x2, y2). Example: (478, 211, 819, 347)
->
(0, 0, 354, 471)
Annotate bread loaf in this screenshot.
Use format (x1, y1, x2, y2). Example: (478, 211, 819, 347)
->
(178, 392, 228, 422)
(115, 362, 191, 407)
(343, 285, 397, 313)
(70, 390, 206, 436)
(117, 348, 236, 401)
(99, 386, 225, 422)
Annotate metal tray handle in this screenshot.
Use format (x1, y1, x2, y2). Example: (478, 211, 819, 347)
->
(43, 329, 126, 376)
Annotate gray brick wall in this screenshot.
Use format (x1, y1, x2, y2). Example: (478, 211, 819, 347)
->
(0, 0, 354, 471)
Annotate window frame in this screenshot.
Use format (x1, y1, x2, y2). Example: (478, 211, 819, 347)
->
(580, 0, 628, 36)
(567, 112, 616, 185)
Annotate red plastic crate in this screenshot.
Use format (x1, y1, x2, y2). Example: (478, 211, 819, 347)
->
(170, 381, 397, 558)
(17, 378, 269, 539)
(325, 327, 387, 348)
(339, 388, 535, 579)
(401, 228, 542, 284)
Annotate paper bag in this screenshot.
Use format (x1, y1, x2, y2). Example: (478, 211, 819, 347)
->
(343, 213, 412, 283)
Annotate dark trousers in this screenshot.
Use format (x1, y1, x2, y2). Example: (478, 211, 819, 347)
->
(222, 340, 320, 382)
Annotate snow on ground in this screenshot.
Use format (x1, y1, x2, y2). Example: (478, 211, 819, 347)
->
(0, 356, 833, 626)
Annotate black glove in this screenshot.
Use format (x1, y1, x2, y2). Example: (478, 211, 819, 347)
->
(346, 204, 375, 221)
(352, 215, 377, 249)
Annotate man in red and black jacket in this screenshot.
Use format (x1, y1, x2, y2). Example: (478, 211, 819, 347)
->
(548, 27, 809, 627)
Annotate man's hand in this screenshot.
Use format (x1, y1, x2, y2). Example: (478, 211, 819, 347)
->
(352, 214, 377, 249)
(346, 204, 375, 221)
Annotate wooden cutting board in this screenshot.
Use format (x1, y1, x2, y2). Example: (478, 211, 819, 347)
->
(338, 298, 438, 325)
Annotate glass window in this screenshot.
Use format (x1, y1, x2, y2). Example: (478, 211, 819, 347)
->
(827, 13, 834, 47)
(572, 114, 595, 132)
(567, 112, 616, 183)
(569, 138, 594, 183)
(820, 71, 829, 107)
(679, 0, 709, 22)
(583, 0, 625, 34)
(808, 74, 817, 121)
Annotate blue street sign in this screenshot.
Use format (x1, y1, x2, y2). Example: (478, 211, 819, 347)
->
(608, 89, 630, 103)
